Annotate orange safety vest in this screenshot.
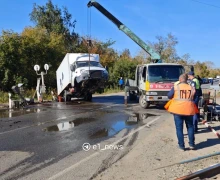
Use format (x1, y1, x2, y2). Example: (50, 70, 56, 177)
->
(166, 83, 198, 115)
(174, 81, 180, 86)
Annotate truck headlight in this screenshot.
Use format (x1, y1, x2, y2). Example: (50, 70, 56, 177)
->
(80, 69, 89, 74)
(103, 70, 108, 75)
(146, 91, 157, 95)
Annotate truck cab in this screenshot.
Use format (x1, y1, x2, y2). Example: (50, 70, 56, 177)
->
(136, 63, 185, 108)
(70, 57, 108, 85)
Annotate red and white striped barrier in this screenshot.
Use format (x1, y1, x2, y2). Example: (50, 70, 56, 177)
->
(202, 120, 220, 139)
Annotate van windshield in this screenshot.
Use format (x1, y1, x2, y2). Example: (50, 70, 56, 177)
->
(76, 61, 103, 68)
(148, 65, 185, 83)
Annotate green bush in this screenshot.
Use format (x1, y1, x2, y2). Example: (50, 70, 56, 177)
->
(0, 90, 53, 103)
(0, 91, 9, 103)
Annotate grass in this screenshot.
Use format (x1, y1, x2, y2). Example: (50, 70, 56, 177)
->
(104, 87, 124, 94)
(0, 87, 123, 103)
(0, 91, 9, 103)
(95, 87, 124, 95)
(1, 88, 218, 103)
(0, 89, 53, 103)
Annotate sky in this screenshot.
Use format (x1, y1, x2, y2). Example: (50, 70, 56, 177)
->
(0, 0, 220, 67)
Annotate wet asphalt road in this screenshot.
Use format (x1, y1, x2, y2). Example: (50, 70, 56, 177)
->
(0, 94, 164, 180)
(0, 81, 219, 180)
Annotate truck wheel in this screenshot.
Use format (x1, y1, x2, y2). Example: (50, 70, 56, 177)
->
(139, 95, 150, 109)
(129, 91, 137, 101)
(87, 93, 92, 101)
(84, 93, 92, 101)
(65, 95, 71, 102)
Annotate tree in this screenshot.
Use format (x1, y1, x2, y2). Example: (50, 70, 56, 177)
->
(30, 0, 75, 35)
(120, 48, 131, 59)
(204, 61, 214, 70)
(20, 27, 66, 88)
(0, 26, 68, 91)
(194, 61, 209, 78)
(30, 0, 78, 51)
(77, 38, 117, 68)
(149, 33, 179, 63)
(0, 30, 23, 90)
(109, 57, 139, 87)
(134, 49, 150, 64)
(208, 68, 220, 78)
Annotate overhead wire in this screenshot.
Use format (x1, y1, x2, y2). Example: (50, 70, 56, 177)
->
(190, 0, 220, 9)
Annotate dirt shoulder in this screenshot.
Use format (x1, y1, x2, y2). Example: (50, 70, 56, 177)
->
(94, 106, 220, 180)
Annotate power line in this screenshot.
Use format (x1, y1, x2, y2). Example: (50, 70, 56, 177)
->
(190, 0, 220, 9)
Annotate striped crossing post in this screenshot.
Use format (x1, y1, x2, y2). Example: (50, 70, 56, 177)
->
(202, 120, 220, 139)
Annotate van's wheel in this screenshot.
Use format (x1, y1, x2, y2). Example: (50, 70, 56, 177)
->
(139, 94, 150, 109)
(84, 93, 92, 101)
(65, 95, 71, 102)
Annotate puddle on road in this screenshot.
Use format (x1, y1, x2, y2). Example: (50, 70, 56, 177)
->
(43, 112, 157, 136)
(89, 121, 135, 139)
(65, 101, 86, 105)
(126, 113, 156, 125)
(44, 117, 97, 132)
(90, 113, 157, 139)
(90, 128, 108, 138)
(0, 108, 47, 118)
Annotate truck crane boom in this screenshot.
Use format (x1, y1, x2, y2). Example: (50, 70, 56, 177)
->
(87, 0, 161, 61)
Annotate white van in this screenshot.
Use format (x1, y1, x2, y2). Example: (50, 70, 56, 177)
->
(56, 53, 108, 101)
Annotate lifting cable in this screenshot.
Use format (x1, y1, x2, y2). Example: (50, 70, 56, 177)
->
(87, 7, 92, 48)
(87, 7, 92, 76)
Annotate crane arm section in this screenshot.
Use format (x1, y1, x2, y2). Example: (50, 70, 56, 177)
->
(87, 0, 161, 61)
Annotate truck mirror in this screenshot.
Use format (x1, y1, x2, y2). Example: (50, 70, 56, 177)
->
(70, 64, 76, 72)
(142, 67, 146, 82)
(105, 66, 109, 72)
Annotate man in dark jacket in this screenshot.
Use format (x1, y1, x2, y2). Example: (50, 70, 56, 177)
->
(188, 71, 202, 132)
(119, 77, 124, 90)
(195, 75, 203, 85)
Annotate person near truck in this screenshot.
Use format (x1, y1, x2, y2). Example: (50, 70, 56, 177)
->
(195, 75, 203, 85)
(188, 71, 202, 132)
(119, 77, 124, 90)
(209, 78, 213, 85)
(166, 73, 197, 151)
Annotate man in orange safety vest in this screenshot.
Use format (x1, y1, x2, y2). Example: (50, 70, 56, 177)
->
(166, 73, 198, 151)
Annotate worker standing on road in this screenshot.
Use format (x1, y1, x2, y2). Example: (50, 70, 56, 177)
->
(209, 78, 214, 85)
(188, 71, 202, 132)
(119, 77, 124, 90)
(166, 73, 197, 151)
(195, 75, 203, 85)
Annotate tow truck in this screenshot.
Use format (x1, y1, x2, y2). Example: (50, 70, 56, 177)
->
(88, 0, 188, 108)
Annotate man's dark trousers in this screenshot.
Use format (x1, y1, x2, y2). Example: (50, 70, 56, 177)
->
(174, 114, 195, 148)
(193, 96, 200, 132)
